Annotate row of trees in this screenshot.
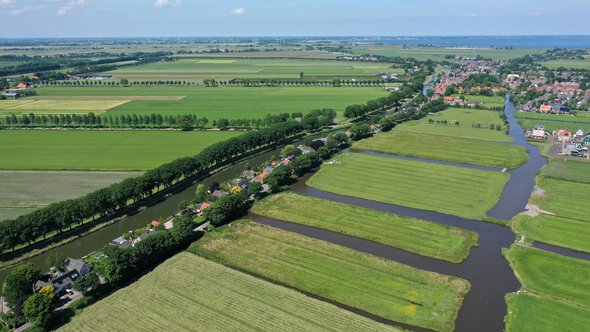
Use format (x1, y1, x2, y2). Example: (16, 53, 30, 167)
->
(203, 79, 389, 87)
(43, 80, 195, 87)
(0, 121, 302, 253)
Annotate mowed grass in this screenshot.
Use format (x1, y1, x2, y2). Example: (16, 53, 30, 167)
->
(515, 111, 590, 124)
(505, 293, 590, 332)
(541, 58, 590, 70)
(541, 159, 590, 184)
(189, 221, 470, 332)
(452, 94, 505, 108)
(395, 108, 511, 142)
(532, 178, 590, 223)
(306, 153, 509, 219)
(353, 131, 527, 169)
(512, 215, 590, 254)
(0, 99, 130, 115)
(505, 245, 590, 308)
(0, 171, 140, 220)
(0, 130, 242, 171)
(35, 86, 388, 120)
(60, 252, 401, 332)
(251, 192, 478, 263)
(351, 45, 541, 61)
(518, 119, 590, 133)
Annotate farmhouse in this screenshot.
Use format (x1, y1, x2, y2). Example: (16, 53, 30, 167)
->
(557, 129, 572, 142)
(34, 258, 93, 295)
(539, 104, 553, 113)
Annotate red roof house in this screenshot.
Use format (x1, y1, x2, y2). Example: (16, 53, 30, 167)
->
(150, 220, 161, 227)
(15, 83, 29, 89)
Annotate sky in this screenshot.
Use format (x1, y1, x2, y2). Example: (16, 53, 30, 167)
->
(0, 0, 590, 38)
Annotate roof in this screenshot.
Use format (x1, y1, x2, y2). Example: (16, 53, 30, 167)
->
(198, 202, 211, 211)
(15, 83, 28, 89)
(64, 258, 90, 274)
(151, 220, 161, 227)
(539, 105, 552, 111)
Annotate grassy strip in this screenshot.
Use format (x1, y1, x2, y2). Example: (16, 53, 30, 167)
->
(518, 118, 589, 133)
(532, 178, 590, 223)
(59, 252, 402, 332)
(515, 111, 590, 124)
(505, 293, 590, 332)
(541, 159, 590, 184)
(512, 215, 590, 254)
(251, 192, 478, 263)
(306, 153, 509, 219)
(189, 220, 470, 332)
(505, 245, 590, 307)
(353, 131, 527, 169)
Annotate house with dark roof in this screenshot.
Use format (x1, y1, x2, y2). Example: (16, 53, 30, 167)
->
(110, 236, 132, 249)
(64, 258, 92, 276)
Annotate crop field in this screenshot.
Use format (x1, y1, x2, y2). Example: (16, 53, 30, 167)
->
(251, 192, 478, 263)
(0, 171, 140, 220)
(395, 108, 511, 142)
(189, 220, 470, 332)
(0, 130, 242, 171)
(512, 215, 590, 254)
(353, 131, 527, 169)
(541, 160, 590, 184)
(452, 94, 505, 108)
(531, 178, 590, 223)
(351, 45, 542, 61)
(108, 58, 398, 81)
(32, 86, 388, 120)
(541, 58, 590, 70)
(0, 99, 130, 115)
(306, 153, 508, 219)
(514, 112, 590, 124)
(60, 252, 400, 332)
(505, 293, 590, 332)
(505, 245, 590, 308)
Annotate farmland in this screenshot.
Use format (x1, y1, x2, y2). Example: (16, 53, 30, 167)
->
(23, 86, 388, 120)
(541, 159, 590, 184)
(189, 220, 470, 332)
(351, 45, 542, 61)
(251, 192, 478, 263)
(306, 153, 509, 219)
(108, 58, 398, 81)
(505, 293, 590, 332)
(395, 108, 512, 142)
(512, 215, 590, 254)
(0, 171, 140, 220)
(541, 58, 590, 69)
(353, 131, 527, 169)
(0, 99, 130, 115)
(0, 130, 242, 171)
(59, 252, 401, 332)
(514, 111, 590, 124)
(505, 245, 590, 308)
(518, 118, 589, 133)
(452, 94, 505, 108)
(531, 178, 590, 223)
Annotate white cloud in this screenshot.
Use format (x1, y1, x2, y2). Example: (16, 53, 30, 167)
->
(230, 7, 245, 15)
(57, 0, 89, 16)
(154, 0, 181, 8)
(0, 0, 15, 6)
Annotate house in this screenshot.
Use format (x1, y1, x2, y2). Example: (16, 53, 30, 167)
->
(15, 83, 29, 89)
(110, 236, 132, 249)
(150, 220, 161, 228)
(253, 172, 269, 183)
(50, 270, 80, 294)
(262, 166, 274, 174)
(242, 170, 256, 179)
(212, 190, 227, 199)
(574, 129, 585, 139)
(235, 179, 250, 189)
(539, 104, 553, 113)
(557, 129, 572, 142)
(443, 96, 454, 103)
(197, 202, 211, 216)
(279, 159, 290, 166)
(297, 145, 313, 155)
(64, 258, 92, 276)
(1, 92, 19, 99)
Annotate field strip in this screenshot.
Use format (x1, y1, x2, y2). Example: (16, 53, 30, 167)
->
(31, 95, 186, 101)
(0, 100, 37, 109)
(2, 99, 131, 111)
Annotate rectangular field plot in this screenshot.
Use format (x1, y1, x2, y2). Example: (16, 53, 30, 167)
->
(395, 108, 511, 142)
(59, 252, 400, 332)
(189, 221, 470, 332)
(0, 99, 130, 114)
(512, 215, 590, 254)
(306, 153, 509, 219)
(353, 131, 527, 169)
(532, 178, 590, 223)
(453, 94, 505, 108)
(0, 130, 242, 171)
(514, 111, 590, 124)
(541, 160, 590, 184)
(251, 192, 478, 263)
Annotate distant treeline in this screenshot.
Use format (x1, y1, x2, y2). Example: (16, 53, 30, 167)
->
(203, 79, 390, 87)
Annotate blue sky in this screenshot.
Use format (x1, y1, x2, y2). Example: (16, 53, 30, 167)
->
(0, 0, 589, 38)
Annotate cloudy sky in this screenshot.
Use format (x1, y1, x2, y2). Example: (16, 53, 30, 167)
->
(0, 0, 589, 38)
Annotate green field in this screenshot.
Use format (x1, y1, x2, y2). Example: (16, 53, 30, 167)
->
(452, 94, 505, 108)
(108, 58, 398, 81)
(505, 293, 590, 332)
(512, 215, 590, 254)
(505, 245, 590, 308)
(518, 119, 589, 133)
(541, 58, 590, 70)
(189, 221, 470, 332)
(0, 99, 130, 115)
(395, 108, 511, 142)
(351, 45, 542, 61)
(251, 192, 478, 263)
(353, 131, 527, 169)
(515, 112, 590, 124)
(306, 153, 508, 219)
(541, 159, 590, 184)
(30, 86, 388, 120)
(60, 252, 401, 332)
(0, 171, 140, 220)
(0, 130, 242, 171)
(532, 178, 590, 223)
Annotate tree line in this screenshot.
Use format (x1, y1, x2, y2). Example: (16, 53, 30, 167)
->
(203, 79, 389, 87)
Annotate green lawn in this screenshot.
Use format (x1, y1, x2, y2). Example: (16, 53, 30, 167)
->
(515, 112, 590, 124)
(31, 86, 387, 120)
(505, 245, 590, 308)
(306, 153, 509, 219)
(251, 192, 478, 263)
(189, 220, 470, 332)
(541, 159, 590, 184)
(512, 215, 590, 254)
(353, 131, 527, 169)
(505, 293, 590, 332)
(0, 171, 140, 220)
(395, 108, 511, 142)
(452, 94, 505, 108)
(532, 178, 590, 223)
(0, 130, 242, 171)
(60, 252, 401, 332)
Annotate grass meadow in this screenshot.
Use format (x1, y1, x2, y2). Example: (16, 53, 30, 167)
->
(353, 131, 527, 169)
(350, 45, 542, 61)
(541, 159, 590, 184)
(306, 153, 509, 219)
(452, 94, 505, 108)
(395, 108, 511, 142)
(512, 215, 590, 254)
(531, 178, 590, 223)
(189, 220, 470, 332)
(518, 119, 589, 133)
(0, 99, 130, 115)
(0, 130, 242, 171)
(541, 58, 590, 70)
(59, 252, 401, 332)
(251, 192, 478, 263)
(514, 112, 590, 124)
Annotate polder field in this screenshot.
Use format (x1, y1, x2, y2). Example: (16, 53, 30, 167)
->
(0, 130, 242, 171)
(251, 192, 478, 263)
(1, 86, 388, 120)
(515, 112, 590, 133)
(189, 220, 470, 332)
(530, 178, 590, 223)
(541, 159, 590, 184)
(59, 252, 401, 332)
(306, 152, 509, 219)
(514, 111, 590, 124)
(452, 94, 505, 108)
(351, 45, 544, 61)
(107, 58, 400, 81)
(541, 58, 590, 69)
